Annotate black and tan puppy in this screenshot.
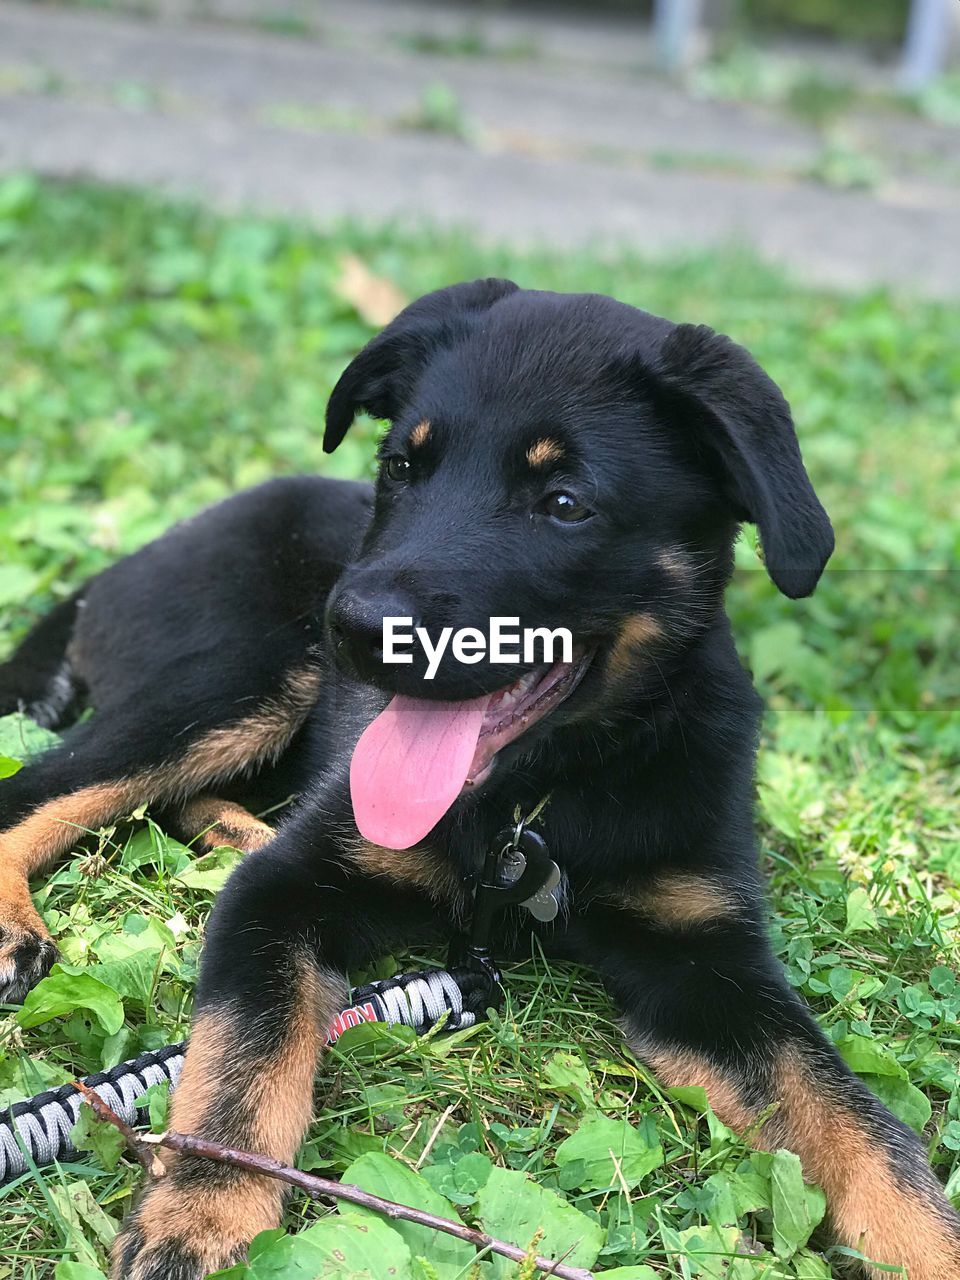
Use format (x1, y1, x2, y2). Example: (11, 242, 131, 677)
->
(1, 281, 957, 1279)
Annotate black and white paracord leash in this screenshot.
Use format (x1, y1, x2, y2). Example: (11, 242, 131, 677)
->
(1, 1042, 186, 1186)
(0, 964, 490, 1185)
(1, 801, 562, 1187)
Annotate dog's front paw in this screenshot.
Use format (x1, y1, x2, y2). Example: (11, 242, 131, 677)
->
(0, 909, 57, 1003)
(112, 1228, 221, 1280)
(112, 1176, 270, 1280)
(113, 1215, 248, 1280)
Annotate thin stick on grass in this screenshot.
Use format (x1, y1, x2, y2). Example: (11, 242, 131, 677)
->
(75, 1083, 594, 1280)
(75, 1081, 159, 1177)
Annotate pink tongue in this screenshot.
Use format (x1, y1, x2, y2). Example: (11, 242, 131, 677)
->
(350, 693, 490, 850)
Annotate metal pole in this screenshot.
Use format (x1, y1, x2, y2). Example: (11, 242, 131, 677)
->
(899, 0, 953, 91)
(653, 0, 704, 74)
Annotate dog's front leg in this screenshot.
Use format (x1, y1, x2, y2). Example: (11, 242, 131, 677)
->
(112, 806, 462, 1280)
(571, 877, 960, 1280)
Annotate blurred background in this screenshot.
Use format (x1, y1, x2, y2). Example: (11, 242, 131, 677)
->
(2, 0, 960, 293)
(2, 6, 960, 1278)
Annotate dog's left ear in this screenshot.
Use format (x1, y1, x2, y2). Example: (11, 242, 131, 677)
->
(324, 278, 519, 453)
(654, 323, 834, 598)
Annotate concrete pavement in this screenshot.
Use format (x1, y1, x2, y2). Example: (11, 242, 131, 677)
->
(1, 1, 958, 294)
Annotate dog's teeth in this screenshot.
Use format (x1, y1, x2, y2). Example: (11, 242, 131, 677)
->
(514, 672, 539, 697)
(489, 668, 550, 722)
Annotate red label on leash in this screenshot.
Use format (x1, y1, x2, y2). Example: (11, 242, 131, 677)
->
(325, 1001, 379, 1043)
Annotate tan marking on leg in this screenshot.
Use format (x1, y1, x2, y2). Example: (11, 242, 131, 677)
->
(167, 666, 322, 793)
(614, 873, 742, 929)
(0, 666, 319, 1002)
(248, 958, 346, 1158)
(166, 957, 344, 1146)
(0, 778, 160, 990)
(605, 613, 663, 681)
(179, 796, 275, 854)
(636, 1041, 960, 1280)
(346, 837, 466, 908)
(635, 1044, 759, 1133)
(157, 1009, 234, 1141)
(526, 437, 564, 468)
(774, 1052, 960, 1280)
(409, 419, 431, 448)
(0, 781, 138, 886)
(123, 958, 346, 1273)
(0, 891, 47, 943)
(0, 665, 320, 902)
(0, 783, 136, 995)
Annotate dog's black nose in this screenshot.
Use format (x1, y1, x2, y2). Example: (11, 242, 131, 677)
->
(326, 583, 420, 681)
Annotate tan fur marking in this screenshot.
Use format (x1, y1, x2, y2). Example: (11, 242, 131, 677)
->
(0, 666, 320, 914)
(158, 1010, 234, 1136)
(168, 666, 322, 793)
(249, 959, 345, 1158)
(131, 1179, 274, 1275)
(526, 438, 564, 468)
(0, 881, 43, 935)
(179, 797, 275, 854)
(606, 613, 663, 680)
(409, 419, 431, 448)
(636, 1041, 960, 1280)
(618, 874, 742, 928)
(774, 1053, 960, 1280)
(347, 838, 467, 908)
(0, 781, 137, 883)
(638, 1044, 759, 1134)
(128, 961, 347, 1272)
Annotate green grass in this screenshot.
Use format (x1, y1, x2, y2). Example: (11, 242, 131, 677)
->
(0, 176, 959, 1279)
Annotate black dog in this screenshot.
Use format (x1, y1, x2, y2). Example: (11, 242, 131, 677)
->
(1, 281, 957, 1279)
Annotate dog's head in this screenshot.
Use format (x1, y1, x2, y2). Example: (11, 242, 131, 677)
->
(324, 280, 833, 847)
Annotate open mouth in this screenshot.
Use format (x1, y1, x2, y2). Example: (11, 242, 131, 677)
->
(349, 648, 592, 850)
(465, 650, 591, 786)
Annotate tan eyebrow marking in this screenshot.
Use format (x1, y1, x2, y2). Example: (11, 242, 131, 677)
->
(526, 438, 564, 468)
(409, 420, 431, 448)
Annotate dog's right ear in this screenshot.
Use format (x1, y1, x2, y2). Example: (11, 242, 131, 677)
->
(323, 278, 519, 453)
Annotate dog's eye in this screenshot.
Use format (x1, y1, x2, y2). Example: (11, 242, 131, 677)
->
(383, 457, 411, 483)
(538, 491, 592, 524)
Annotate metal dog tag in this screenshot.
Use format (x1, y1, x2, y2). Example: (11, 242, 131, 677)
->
(522, 860, 562, 922)
(501, 828, 562, 923)
(487, 825, 562, 924)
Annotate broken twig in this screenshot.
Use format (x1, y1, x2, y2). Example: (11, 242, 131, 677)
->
(77, 1088, 594, 1280)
